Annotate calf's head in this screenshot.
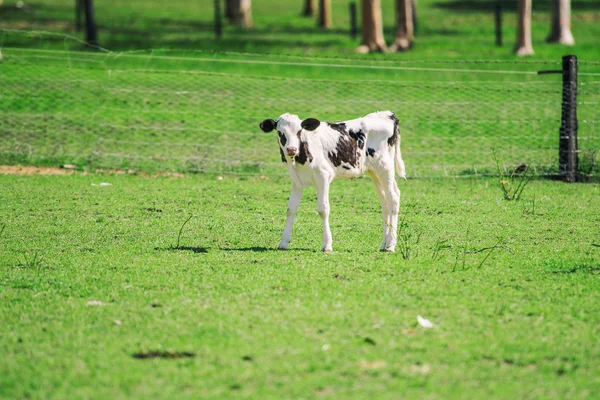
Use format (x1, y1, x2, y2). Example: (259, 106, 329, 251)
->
(260, 114, 320, 158)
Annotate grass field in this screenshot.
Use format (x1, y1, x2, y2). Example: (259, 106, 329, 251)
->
(1, 172, 599, 398)
(1, 0, 600, 398)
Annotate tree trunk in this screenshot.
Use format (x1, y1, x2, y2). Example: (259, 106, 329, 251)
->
(302, 0, 316, 17)
(515, 0, 533, 56)
(82, 0, 97, 45)
(547, 0, 574, 45)
(229, 0, 253, 28)
(318, 0, 332, 29)
(390, 0, 414, 51)
(357, 0, 386, 53)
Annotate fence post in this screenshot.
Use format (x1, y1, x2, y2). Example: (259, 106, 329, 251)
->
(494, 2, 502, 46)
(214, 0, 223, 39)
(75, 0, 83, 32)
(349, 3, 358, 40)
(82, 0, 98, 45)
(560, 55, 578, 182)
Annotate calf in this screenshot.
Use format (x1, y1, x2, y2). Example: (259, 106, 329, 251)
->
(259, 111, 405, 253)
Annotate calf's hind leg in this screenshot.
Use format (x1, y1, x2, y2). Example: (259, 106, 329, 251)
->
(367, 170, 390, 251)
(380, 169, 400, 252)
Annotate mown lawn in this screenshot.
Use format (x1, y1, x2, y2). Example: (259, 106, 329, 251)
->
(1, 172, 599, 398)
(1, 0, 599, 177)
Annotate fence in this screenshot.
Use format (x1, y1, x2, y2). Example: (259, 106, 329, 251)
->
(1, 31, 599, 179)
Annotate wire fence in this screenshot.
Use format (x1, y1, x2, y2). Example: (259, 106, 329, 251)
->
(1, 31, 599, 178)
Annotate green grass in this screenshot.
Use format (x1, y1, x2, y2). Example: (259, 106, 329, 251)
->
(0, 0, 599, 397)
(1, 173, 599, 398)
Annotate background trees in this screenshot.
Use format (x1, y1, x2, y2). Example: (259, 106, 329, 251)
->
(70, 0, 577, 54)
(318, 0, 332, 29)
(514, 0, 574, 56)
(358, 0, 416, 53)
(390, 0, 415, 51)
(226, 0, 253, 28)
(357, 0, 386, 53)
(547, 0, 575, 45)
(515, 0, 534, 55)
(302, 0, 316, 17)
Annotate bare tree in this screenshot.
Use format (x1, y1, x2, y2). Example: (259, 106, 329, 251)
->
(357, 0, 386, 53)
(318, 0, 332, 29)
(82, 0, 97, 45)
(229, 0, 253, 28)
(302, 0, 316, 17)
(547, 0, 574, 45)
(390, 0, 414, 51)
(515, 0, 534, 55)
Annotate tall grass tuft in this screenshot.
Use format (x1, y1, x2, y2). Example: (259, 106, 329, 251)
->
(493, 148, 533, 201)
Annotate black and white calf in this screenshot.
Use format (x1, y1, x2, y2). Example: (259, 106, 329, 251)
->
(259, 111, 406, 253)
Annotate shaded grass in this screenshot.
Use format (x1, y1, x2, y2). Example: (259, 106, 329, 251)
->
(0, 0, 599, 59)
(0, 172, 599, 398)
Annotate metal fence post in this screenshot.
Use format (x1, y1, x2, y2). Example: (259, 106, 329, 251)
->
(560, 55, 578, 182)
(214, 0, 223, 39)
(495, 2, 502, 46)
(349, 3, 358, 40)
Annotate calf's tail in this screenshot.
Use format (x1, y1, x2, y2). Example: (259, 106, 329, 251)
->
(392, 115, 406, 179)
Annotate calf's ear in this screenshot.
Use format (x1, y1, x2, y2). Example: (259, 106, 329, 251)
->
(301, 118, 320, 131)
(259, 119, 277, 133)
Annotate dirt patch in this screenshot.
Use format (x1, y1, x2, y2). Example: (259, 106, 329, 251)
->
(0, 165, 75, 176)
(0, 165, 184, 178)
(132, 351, 196, 359)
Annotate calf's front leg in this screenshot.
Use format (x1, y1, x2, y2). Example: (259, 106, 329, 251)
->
(315, 175, 333, 253)
(279, 183, 303, 250)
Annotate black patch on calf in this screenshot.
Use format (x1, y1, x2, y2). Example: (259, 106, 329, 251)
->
(342, 165, 351, 170)
(278, 131, 287, 147)
(295, 141, 313, 165)
(279, 147, 287, 163)
(328, 134, 358, 168)
(349, 129, 366, 150)
(326, 122, 367, 168)
(328, 122, 347, 135)
(367, 148, 376, 157)
(387, 113, 399, 147)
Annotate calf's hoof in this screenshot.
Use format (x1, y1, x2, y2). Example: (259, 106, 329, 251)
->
(380, 247, 395, 253)
(322, 247, 333, 253)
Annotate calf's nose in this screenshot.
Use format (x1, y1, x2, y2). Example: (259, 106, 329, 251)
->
(286, 147, 298, 156)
